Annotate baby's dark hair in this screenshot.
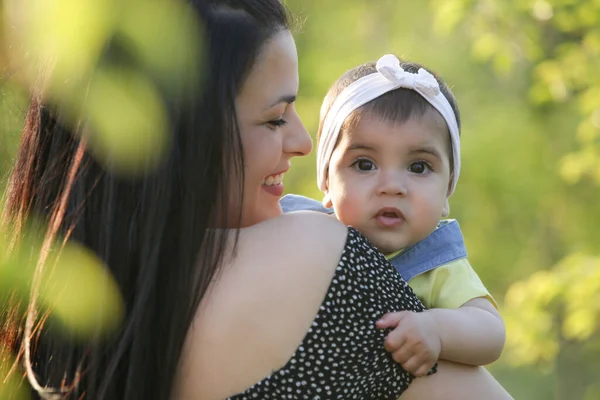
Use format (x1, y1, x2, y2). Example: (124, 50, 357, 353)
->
(317, 57, 461, 173)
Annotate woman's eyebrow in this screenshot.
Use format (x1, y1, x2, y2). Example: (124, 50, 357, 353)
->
(268, 94, 297, 108)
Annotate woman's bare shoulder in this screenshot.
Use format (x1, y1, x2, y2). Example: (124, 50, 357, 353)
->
(246, 210, 346, 238)
(176, 212, 352, 400)
(240, 210, 349, 269)
(230, 211, 350, 293)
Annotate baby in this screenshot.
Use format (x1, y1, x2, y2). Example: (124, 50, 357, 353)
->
(282, 54, 505, 376)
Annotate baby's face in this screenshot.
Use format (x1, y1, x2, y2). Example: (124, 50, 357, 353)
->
(325, 111, 452, 254)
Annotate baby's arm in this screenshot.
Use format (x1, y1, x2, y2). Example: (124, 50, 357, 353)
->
(376, 298, 505, 376)
(430, 297, 505, 365)
(406, 259, 505, 367)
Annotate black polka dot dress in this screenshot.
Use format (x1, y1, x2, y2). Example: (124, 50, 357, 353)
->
(228, 228, 433, 400)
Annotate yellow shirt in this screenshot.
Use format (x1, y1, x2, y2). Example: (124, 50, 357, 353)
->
(386, 252, 496, 309)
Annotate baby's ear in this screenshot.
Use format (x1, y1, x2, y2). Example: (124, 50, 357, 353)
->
(322, 177, 333, 208)
(322, 193, 333, 209)
(442, 199, 450, 218)
(442, 172, 454, 218)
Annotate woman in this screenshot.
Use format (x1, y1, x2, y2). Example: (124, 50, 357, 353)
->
(2, 0, 512, 399)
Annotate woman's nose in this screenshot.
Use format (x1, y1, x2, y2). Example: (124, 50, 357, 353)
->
(283, 110, 312, 157)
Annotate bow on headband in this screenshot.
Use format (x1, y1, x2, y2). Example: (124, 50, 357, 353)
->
(376, 54, 440, 97)
(316, 54, 461, 197)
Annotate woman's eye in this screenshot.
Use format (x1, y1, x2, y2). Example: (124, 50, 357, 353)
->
(268, 118, 287, 128)
(409, 161, 432, 174)
(352, 159, 376, 171)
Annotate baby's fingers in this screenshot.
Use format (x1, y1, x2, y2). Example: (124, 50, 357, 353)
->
(390, 345, 413, 365)
(414, 362, 435, 378)
(376, 311, 410, 329)
(383, 327, 407, 352)
(401, 355, 433, 377)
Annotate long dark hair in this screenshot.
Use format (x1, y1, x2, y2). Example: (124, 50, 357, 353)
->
(1, 0, 290, 398)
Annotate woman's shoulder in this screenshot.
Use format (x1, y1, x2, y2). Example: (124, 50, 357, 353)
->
(178, 214, 421, 400)
(232, 211, 353, 298)
(241, 211, 349, 272)
(177, 213, 355, 399)
(248, 209, 345, 238)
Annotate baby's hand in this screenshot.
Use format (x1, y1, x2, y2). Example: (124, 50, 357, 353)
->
(376, 311, 441, 377)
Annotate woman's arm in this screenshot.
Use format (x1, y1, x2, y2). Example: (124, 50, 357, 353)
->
(400, 360, 514, 400)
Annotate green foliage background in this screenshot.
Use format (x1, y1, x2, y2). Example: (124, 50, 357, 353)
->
(283, 1, 600, 398)
(1, 0, 599, 398)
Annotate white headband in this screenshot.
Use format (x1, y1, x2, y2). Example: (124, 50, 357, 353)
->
(316, 54, 461, 196)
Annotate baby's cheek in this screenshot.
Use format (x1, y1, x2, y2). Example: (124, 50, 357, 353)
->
(413, 199, 444, 236)
(335, 195, 366, 227)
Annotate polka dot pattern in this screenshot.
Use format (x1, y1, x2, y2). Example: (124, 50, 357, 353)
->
(228, 228, 431, 400)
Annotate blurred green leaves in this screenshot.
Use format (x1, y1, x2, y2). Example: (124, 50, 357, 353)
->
(2, 0, 204, 174)
(0, 0, 205, 335)
(283, 1, 600, 397)
(504, 254, 600, 367)
(0, 0, 205, 391)
(428, 0, 600, 397)
(429, 0, 600, 185)
(117, 0, 204, 97)
(84, 66, 169, 172)
(0, 347, 30, 400)
(5, 0, 117, 84)
(0, 223, 124, 338)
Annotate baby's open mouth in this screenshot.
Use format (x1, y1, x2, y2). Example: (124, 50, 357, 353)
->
(375, 208, 405, 228)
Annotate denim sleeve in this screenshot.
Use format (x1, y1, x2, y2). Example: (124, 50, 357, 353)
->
(280, 194, 334, 214)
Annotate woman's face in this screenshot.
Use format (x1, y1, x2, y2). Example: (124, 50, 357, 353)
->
(234, 30, 312, 227)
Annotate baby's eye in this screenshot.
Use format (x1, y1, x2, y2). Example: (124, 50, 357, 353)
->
(409, 161, 432, 174)
(352, 159, 376, 171)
